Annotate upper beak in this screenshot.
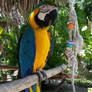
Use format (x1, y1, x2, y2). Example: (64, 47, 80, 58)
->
(49, 8, 58, 25)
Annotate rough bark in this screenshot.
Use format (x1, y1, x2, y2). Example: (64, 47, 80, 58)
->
(0, 64, 66, 92)
(0, 65, 19, 71)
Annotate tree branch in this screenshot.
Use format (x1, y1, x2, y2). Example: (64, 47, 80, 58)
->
(0, 65, 19, 70)
(0, 64, 66, 92)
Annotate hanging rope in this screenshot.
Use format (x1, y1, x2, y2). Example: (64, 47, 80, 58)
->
(65, 0, 83, 92)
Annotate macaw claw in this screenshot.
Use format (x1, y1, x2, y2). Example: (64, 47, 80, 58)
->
(34, 70, 48, 83)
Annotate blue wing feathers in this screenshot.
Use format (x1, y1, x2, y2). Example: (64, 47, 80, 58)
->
(48, 29, 54, 53)
(19, 26, 36, 78)
(19, 27, 54, 92)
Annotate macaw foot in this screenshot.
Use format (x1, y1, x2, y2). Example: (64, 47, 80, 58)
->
(34, 70, 48, 83)
(40, 70, 48, 84)
(34, 71, 43, 83)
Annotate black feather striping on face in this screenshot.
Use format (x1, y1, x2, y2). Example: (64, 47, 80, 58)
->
(34, 9, 58, 28)
(34, 13, 49, 28)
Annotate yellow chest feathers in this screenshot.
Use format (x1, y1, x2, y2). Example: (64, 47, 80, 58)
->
(29, 8, 51, 72)
(33, 29, 51, 72)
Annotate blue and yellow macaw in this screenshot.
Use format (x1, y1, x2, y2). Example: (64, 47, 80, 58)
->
(19, 2, 58, 92)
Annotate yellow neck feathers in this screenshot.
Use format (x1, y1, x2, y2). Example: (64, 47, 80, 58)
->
(29, 8, 51, 72)
(29, 8, 50, 31)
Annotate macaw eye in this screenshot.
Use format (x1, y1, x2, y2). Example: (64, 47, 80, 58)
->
(40, 5, 46, 9)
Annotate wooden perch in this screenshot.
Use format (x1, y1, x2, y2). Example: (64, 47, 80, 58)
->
(0, 64, 66, 92)
(0, 65, 19, 70)
(50, 73, 82, 80)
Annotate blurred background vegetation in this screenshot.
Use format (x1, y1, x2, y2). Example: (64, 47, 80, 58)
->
(0, 0, 92, 85)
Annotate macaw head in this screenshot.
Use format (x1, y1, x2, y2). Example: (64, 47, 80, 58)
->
(29, 3, 58, 28)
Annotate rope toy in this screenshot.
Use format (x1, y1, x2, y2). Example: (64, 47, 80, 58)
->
(66, 22, 78, 92)
(65, 0, 83, 92)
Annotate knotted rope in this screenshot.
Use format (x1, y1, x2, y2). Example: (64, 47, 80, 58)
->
(65, 0, 83, 92)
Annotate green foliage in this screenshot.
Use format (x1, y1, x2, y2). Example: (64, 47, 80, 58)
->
(80, 27, 92, 71)
(46, 7, 69, 69)
(77, 2, 92, 71)
(0, 17, 7, 22)
(42, 1, 58, 6)
(84, 0, 92, 21)
(0, 27, 18, 66)
(0, 24, 28, 81)
(0, 23, 28, 66)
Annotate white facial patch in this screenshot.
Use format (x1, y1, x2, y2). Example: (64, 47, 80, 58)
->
(38, 12, 47, 21)
(38, 4, 57, 21)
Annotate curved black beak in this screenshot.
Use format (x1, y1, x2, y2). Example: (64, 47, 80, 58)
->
(49, 8, 58, 25)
